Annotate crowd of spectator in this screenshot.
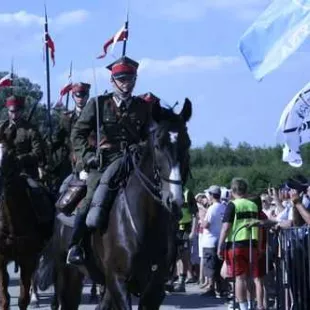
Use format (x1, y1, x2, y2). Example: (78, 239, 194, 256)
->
(169, 174, 310, 310)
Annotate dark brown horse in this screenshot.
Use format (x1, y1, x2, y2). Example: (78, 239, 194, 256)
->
(89, 98, 192, 309)
(0, 136, 48, 309)
(42, 98, 191, 309)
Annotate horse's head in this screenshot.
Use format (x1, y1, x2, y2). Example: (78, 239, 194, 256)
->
(150, 98, 192, 212)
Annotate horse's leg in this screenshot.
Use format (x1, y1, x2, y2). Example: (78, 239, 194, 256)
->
(0, 258, 10, 310)
(51, 266, 59, 310)
(96, 287, 112, 310)
(89, 281, 98, 303)
(30, 276, 40, 307)
(59, 266, 83, 310)
(106, 275, 131, 310)
(138, 281, 166, 310)
(18, 258, 37, 310)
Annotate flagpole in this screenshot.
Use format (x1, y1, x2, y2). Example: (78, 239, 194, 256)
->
(122, 8, 129, 56)
(65, 61, 72, 110)
(10, 57, 14, 96)
(44, 4, 53, 144)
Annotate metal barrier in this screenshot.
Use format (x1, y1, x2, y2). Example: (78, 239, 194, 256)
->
(228, 225, 310, 310)
(275, 226, 310, 310)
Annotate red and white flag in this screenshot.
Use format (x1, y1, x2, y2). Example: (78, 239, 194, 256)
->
(46, 33, 55, 66)
(97, 24, 128, 59)
(57, 81, 73, 105)
(0, 73, 12, 88)
(60, 82, 73, 96)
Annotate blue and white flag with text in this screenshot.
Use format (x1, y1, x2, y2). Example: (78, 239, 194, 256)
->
(239, 0, 310, 81)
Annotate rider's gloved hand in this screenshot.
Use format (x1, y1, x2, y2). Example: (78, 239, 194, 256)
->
(86, 156, 99, 169)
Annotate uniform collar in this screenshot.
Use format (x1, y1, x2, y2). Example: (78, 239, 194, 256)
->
(9, 118, 22, 127)
(75, 107, 82, 117)
(112, 94, 132, 108)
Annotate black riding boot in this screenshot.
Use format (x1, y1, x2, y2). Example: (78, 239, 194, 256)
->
(85, 185, 116, 231)
(66, 211, 88, 265)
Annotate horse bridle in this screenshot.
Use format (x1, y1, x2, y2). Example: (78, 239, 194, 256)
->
(131, 129, 183, 209)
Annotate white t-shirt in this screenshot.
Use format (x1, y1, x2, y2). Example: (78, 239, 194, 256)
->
(200, 202, 226, 248)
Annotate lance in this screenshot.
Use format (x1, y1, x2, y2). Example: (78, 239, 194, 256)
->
(27, 101, 39, 122)
(122, 10, 129, 56)
(44, 4, 53, 144)
(10, 58, 14, 96)
(65, 61, 72, 110)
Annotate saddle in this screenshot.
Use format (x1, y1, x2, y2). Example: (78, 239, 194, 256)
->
(55, 176, 87, 216)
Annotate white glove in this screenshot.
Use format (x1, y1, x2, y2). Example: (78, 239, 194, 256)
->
(79, 170, 89, 181)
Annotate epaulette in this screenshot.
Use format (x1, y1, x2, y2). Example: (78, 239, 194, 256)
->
(138, 92, 160, 104)
(63, 110, 74, 116)
(89, 93, 113, 104)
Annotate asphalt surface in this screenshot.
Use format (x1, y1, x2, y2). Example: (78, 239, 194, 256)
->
(6, 263, 229, 309)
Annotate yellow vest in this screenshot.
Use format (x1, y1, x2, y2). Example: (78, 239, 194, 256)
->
(226, 198, 259, 243)
(179, 188, 192, 227)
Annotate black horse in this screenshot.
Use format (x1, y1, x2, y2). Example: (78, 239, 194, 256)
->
(41, 98, 192, 309)
(86, 98, 192, 309)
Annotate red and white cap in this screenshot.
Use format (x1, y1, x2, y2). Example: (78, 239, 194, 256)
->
(5, 95, 25, 109)
(106, 56, 139, 78)
(71, 82, 91, 93)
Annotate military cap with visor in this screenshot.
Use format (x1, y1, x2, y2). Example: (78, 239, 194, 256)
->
(107, 56, 139, 79)
(72, 82, 91, 98)
(5, 95, 26, 111)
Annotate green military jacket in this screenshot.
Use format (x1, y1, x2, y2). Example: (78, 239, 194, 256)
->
(53, 110, 79, 160)
(0, 118, 45, 178)
(71, 93, 153, 168)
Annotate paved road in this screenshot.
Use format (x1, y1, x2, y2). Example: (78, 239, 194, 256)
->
(7, 263, 229, 309)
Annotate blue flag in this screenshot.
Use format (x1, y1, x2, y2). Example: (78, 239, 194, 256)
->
(239, 0, 310, 81)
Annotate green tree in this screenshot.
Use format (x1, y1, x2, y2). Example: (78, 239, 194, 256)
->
(187, 138, 310, 195)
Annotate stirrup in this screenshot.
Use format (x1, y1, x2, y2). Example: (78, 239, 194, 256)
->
(66, 245, 85, 265)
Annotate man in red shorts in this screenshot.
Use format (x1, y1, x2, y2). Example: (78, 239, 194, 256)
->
(217, 177, 259, 310)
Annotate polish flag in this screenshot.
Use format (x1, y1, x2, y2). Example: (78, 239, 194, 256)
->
(0, 74, 12, 88)
(60, 82, 73, 96)
(97, 24, 128, 59)
(46, 34, 55, 66)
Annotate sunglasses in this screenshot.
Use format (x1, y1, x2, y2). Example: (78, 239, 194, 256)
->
(73, 91, 88, 98)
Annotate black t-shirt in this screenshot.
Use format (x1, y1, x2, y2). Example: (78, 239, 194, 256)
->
(222, 201, 235, 223)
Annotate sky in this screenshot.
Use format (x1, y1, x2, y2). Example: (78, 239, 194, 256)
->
(1, 0, 310, 148)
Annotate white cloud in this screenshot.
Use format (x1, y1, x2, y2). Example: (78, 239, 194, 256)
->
(59, 66, 109, 85)
(60, 55, 238, 84)
(0, 9, 90, 28)
(134, 0, 270, 21)
(0, 11, 44, 27)
(53, 10, 90, 28)
(139, 55, 239, 75)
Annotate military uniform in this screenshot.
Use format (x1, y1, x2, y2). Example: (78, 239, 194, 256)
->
(53, 82, 92, 167)
(0, 96, 54, 238)
(52, 83, 91, 194)
(67, 56, 157, 265)
(0, 96, 45, 178)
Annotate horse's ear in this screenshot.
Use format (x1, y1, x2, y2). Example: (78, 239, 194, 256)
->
(180, 98, 192, 122)
(151, 102, 162, 123)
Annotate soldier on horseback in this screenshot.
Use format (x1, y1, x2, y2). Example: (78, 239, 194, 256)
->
(52, 82, 91, 193)
(0, 95, 54, 237)
(53, 82, 91, 159)
(66, 56, 158, 265)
